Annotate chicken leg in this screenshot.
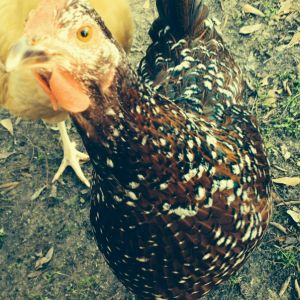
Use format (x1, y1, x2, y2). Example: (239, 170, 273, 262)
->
(52, 121, 90, 187)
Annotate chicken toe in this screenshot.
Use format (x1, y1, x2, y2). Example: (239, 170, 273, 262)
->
(52, 121, 90, 187)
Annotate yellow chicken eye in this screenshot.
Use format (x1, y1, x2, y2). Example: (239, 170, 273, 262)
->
(77, 26, 93, 42)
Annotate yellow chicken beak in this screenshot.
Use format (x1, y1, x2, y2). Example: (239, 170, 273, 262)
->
(6, 36, 49, 72)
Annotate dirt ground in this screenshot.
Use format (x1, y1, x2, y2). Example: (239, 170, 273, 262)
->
(0, 0, 299, 299)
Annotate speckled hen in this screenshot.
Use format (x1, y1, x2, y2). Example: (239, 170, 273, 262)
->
(7, 0, 272, 298)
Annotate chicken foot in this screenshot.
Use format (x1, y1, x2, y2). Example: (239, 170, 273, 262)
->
(52, 121, 90, 187)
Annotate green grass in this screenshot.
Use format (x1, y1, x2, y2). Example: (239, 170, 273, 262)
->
(66, 275, 99, 298)
(260, 0, 280, 19)
(77, 275, 98, 290)
(260, 71, 300, 141)
(36, 149, 46, 163)
(229, 274, 244, 286)
(272, 73, 300, 138)
(275, 248, 300, 269)
(28, 293, 51, 300)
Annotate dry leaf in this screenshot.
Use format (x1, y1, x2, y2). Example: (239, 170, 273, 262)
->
(295, 279, 300, 299)
(242, 4, 265, 17)
(277, 31, 300, 51)
(22, 172, 33, 179)
(0, 181, 19, 190)
(287, 31, 300, 47)
(280, 144, 292, 160)
(239, 24, 262, 34)
(0, 228, 5, 236)
(15, 117, 22, 125)
(263, 89, 280, 106)
(270, 222, 288, 234)
(0, 152, 15, 160)
(28, 271, 42, 279)
(35, 247, 54, 270)
(279, 276, 291, 296)
(277, 0, 293, 16)
(273, 177, 300, 186)
(31, 185, 47, 201)
(260, 76, 271, 87)
(49, 185, 58, 198)
(287, 209, 300, 224)
(263, 97, 277, 106)
(0, 119, 14, 135)
(283, 79, 292, 96)
(276, 45, 286, 52)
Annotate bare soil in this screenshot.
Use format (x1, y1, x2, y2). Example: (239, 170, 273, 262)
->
(0, 0, 299, 299)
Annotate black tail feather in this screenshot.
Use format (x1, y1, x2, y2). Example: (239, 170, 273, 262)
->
(155, 0, 207, 39)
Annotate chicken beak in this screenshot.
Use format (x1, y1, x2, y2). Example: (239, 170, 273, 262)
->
(6, 36, 49, 72)
(6, 36, 91, 114)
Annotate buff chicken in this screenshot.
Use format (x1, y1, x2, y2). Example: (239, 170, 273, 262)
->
(7, 0, 272, 298)
(0, 0, 133, 187)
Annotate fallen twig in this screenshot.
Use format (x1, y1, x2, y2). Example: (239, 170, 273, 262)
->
(276, 200, 300, 207)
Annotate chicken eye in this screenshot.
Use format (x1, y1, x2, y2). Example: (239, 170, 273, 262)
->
(77, 26, 93, 42)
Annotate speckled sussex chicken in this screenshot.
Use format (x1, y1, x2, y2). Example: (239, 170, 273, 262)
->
(1, 0, 133, 187)
(7, 0, 272, 298)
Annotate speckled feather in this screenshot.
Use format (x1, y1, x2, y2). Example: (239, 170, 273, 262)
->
(64, 0, 272, 298)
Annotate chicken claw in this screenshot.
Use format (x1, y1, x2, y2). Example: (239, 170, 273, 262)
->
(52, 121, 90, 187)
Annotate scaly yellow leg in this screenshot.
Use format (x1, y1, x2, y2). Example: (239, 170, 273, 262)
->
(52, 121, 90, 187)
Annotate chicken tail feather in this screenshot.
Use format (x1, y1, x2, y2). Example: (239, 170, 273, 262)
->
(155, 0, 208, 39)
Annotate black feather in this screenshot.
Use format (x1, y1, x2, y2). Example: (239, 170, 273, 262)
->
(156, 0, 207, 38)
